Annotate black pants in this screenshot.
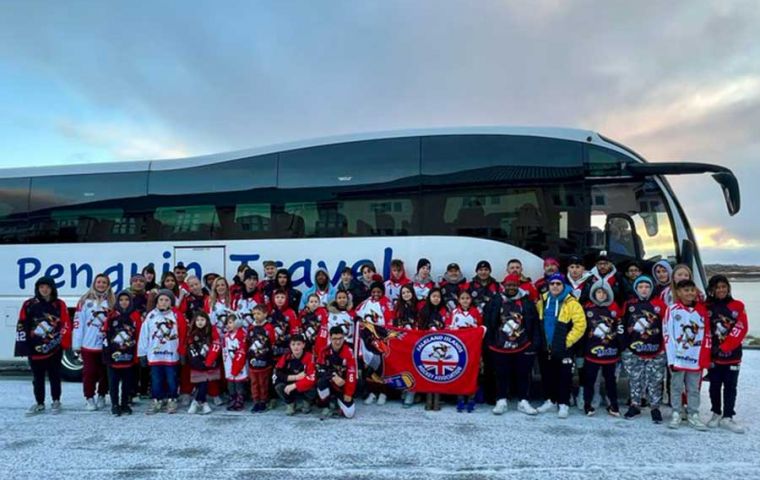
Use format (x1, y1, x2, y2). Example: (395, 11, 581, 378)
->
(583, 361, 618, 409)
(138, 365, 151, 396)
(709, 363, 740, 418)
(490, 350, 534, 401)
(194, 382, 208, 403)
(108, 367, 134, 407)
(538, 352, 573, 405)
(30, 351, 63, 405)
(274, 382, 316, 404)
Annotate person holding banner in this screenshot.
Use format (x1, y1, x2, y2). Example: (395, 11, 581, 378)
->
(356, 282, 394, 406)
(419, 288, 451, 410)
(536, 273, 586, 419)
(448, 290, 482, 413)
(487, 274, 541, 415)
(316, 326, 357, 419)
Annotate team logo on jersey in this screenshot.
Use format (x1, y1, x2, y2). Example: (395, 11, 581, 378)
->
(413, 333, 467, 383)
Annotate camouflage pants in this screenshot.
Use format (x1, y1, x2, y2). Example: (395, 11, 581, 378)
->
(621, 350, 666, 408)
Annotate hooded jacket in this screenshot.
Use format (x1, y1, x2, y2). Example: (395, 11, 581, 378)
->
(468, 275, 503, 310)
(567, 271, 593, 305)
(651, 260, 673, 299)
(589, 264, 621, 303)
(412, 273, 435, 300)
(137, 304, 187, 366)
(384, 270, 412, 305)
(487, 288, 540, 354)
(439, 272, 468, 311)
(622, 276, 666, 358)
(664, 300, 712, 371)
(186, 325, 221, 372)
(223, 327, 248, 381)
(102, 291, 142, 368)
(537, 286, 586, 358)
(15, 277, 72, 360)
(266, 269, 302, 311)
(300, 267, 337, 310)
(707, 276, 748, 365)
(583, 281, 623, 364)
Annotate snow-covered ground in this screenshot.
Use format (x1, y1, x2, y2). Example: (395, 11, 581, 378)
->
(2, 353, 759, 480)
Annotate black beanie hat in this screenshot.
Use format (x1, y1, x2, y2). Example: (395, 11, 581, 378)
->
(476, 260, 491, 272)
(417, 258, 431, 272)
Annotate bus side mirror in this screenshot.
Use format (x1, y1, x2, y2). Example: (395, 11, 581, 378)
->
(712, 172, 741, 216)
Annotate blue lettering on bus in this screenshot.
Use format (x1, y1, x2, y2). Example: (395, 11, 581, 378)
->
(162, 250, 171, 275)
(15, 247, 396, 291)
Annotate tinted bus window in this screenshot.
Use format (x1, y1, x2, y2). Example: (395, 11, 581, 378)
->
(0, 177, 30, 243)
(148, 154, 277, 195)
(421, 135, 583, 178)
(278, 137, 420, 188)
(28, 172, 148, 243)
(586, 145, 626, 176)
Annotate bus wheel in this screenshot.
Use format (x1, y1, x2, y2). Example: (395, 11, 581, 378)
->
(61, 349, 83, 382)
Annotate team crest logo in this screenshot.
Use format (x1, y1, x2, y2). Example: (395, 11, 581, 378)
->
(413, 333, 467, 383)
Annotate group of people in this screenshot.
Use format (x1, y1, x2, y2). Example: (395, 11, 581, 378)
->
(14, 253, 748, 433)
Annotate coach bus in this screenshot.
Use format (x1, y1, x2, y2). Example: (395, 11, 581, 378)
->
(0, 127, 740, 379)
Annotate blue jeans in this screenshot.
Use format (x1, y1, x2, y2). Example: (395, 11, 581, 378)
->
(150, 365, 178, 400)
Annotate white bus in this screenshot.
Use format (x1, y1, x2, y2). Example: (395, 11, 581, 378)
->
(0, 127, 740, 379)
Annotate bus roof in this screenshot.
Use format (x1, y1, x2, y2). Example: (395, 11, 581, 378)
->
(0, 126, 639, 178)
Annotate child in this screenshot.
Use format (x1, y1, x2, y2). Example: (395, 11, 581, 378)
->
(662, 263, 704, 307)
(173, 262, 189, 294)
(300, 268, 337, 309)
(353, 263, 381, 307)
(186, 311, 221, 415)
(706, 275, 748, 433)
(233, 269, 265, 330)
(316, 326, 357, 419)
(393, 284, 419, 330)
(274, 334, 317, 415)
(620, 261, 643, 302)
(223, 313, 248, 411)
(138, 289, 186, 414)
(336, 267, 361, 306)
(418, 288, 450, 411)
(664, 279, 711, 430)
(270, 289, 300, 359)
(246, 305, 277, 413)
(582, 281, 622, 417)
(412, 258, 435, 299)
(488, 274, 540, 416)
(267, 269, 303, 311)
(73, 273, 115, 411)
(15, 277, 72, 415)
(356, 282, 394, 405)
(651, 260, 672, 300)
(148, 272, 182, 310)
(324, 290, 356, 353)
(447, 290, 482, 413)
(181, 275, 208, 322)
(230, 263, 250, 299)
(621, 276, 667, 423)
(297, 294, 328, 353)
(142, 263, 158, 291)
(440, 263, 468, 312)
(259, 260, 278, 296)
(384, 259, 412, 306)
(102, 290, 141, 416)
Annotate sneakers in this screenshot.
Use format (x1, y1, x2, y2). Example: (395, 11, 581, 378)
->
(558, 404, 570, 419)
(188, 400, 200, 415)
(320, 406, 332, 420)
(537, 400, 556, 414)
(687, 413, 708, 431)
(166, 399, 178, 414)
(364, 393, 377, 405)
(402, 391, 415, 409)
(111, 405, 121, 416)
(667, 411, 680, 429)
(719, 417, 746, 434)
(299, 400, 312, 414)
(121, 404, 133, 415)
(517, 400, 538, 415)
(492, 399, 508, 415)
(456, 399, 466, 413)
(85, 398, 97, 411)
(201, 403, 212, 415)
(624, 405, 641, 420)
(146, 399, 162, 415)
(51, 401, 62, 415)
(707, 413, 722, 428)
(607, 406, 620, 418)
(651, 408, 663, 424)
(285, 403, 296, 416)
(96, 396, 107, 410)
(584, 405, 596, 416)
(376, 393, 387, 406)
(26, 403, 45, 416)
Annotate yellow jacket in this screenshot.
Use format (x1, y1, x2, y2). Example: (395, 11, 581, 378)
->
(537, 290, 586, 356)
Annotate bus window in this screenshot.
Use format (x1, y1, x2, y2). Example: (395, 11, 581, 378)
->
(0, 177, 30, 244)
(278, 137, 419, 189)
(148, 154, 277, 195)
(154, 205, 220, 240)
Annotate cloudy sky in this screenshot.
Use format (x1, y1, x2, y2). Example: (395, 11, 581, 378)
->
(1, 1, 758, 263)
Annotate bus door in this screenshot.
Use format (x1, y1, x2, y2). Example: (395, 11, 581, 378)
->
(173, 246, 226, 280)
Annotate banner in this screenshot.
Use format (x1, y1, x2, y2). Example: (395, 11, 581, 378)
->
(360, 323, 485, 395)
